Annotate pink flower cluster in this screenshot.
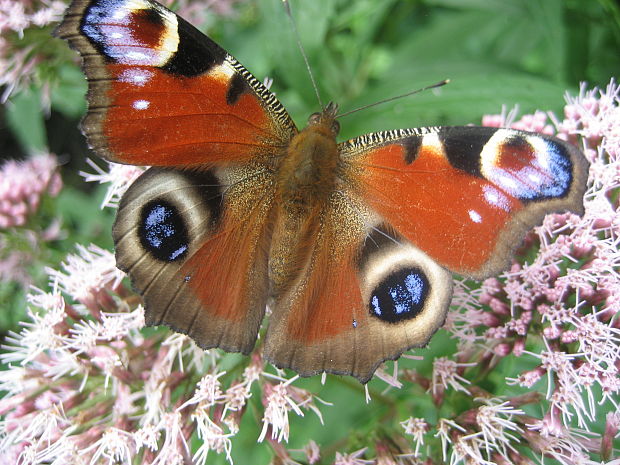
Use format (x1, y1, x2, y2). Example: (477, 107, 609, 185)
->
(0, 0, 65, 101)
(0, 153, 61, 228)
(0, 0, 64, 37)
(482, 107, 556, 135)
(0, 245, 328, 464)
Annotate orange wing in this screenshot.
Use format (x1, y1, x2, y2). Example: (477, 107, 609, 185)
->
(113, 166, 275, 354)
(264, 190, 452, 383)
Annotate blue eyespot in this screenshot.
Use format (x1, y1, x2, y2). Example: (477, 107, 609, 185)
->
(534, 140, 572, 198)
(139, 200, 189, 262)
(81, 0, 129, 59)
(496, 138, 573, 201)
(369, 268, 429, 323)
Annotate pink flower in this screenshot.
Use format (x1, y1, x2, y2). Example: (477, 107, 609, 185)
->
(258, 374, 330, 443)
(333, 447, 373, 465)
(81, 159, 145, 209)
(0, 153, 61, 229)
(431, 356, 475, 399)
(400, 417, 428, 456)
(45, 244, 125, 312)
(0, 0, 64, 36)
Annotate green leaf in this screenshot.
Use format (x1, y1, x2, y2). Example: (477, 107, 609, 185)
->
(55, 185, 115, 249)
(51, 64, 88, 119)
(5, 88, 48, 154)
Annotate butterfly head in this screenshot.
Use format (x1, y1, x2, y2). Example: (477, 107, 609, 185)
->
(308, 101, 340, 137)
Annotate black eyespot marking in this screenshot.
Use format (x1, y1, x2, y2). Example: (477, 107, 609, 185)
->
(143, 6, 165, 27)
(440, 128, 494, 177)
(162, 15, 226, 77)
(226, 73, 250, 105)
(369, 267, 430, 323)
(139, 200, 189, 262)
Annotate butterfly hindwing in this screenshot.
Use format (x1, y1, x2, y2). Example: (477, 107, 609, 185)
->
(55, 0, 296, 168)
(341, 126, 589, 279)
(113, 165, 276, 353)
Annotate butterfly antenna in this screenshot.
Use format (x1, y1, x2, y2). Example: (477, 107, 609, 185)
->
(337, 79, 450, 118)
(282, 0, 324, 109)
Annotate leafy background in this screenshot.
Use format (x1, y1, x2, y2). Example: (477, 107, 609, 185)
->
(0, 0, 619, 463)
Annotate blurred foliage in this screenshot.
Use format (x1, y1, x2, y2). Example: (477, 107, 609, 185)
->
(212, 0, 620, 139)
(0, 0, 618, 462)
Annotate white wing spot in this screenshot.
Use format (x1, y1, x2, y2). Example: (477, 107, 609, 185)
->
(468, 210, 482, 223)
(119, 69, 153, 86)
(498, 174, 518, 191)
(126, 51, 150, 62)
(528, 172, 541, 184)
(133, 100, 150, 110)
(112, 9, 127, 21)
(483, 186, 511, 212)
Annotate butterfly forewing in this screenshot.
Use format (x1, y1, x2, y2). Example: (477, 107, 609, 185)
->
(55, 0, 297, 168)
(340, 126, 589, 279)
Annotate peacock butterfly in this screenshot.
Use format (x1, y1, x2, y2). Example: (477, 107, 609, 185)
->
(56, 0, 588, 383)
